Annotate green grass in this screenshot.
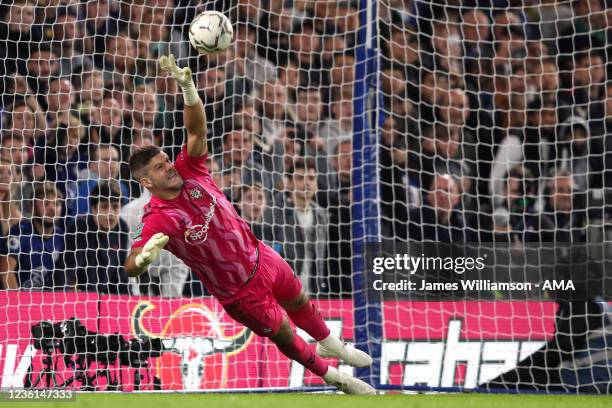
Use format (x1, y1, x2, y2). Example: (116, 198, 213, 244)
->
(42, 393, 612, 408)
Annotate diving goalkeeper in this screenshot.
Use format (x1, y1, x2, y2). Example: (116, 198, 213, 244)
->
(124, 55, 375, 395)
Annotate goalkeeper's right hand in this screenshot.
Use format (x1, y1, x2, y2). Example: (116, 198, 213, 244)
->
(135, 233, 170, 269)
(159, 54, 193, 88)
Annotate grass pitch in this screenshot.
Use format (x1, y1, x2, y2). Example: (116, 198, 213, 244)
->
(45, 393, 612, 408)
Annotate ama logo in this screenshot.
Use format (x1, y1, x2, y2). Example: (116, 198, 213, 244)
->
(131, 301, 253, 390)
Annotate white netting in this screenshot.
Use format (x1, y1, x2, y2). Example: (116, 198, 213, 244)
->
(0, 0, 609, 394)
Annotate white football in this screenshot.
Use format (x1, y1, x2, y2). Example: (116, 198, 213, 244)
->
(189, 11, 234, 55)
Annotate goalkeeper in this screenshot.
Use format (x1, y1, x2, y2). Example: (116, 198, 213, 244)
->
(124, 55, 375, 395)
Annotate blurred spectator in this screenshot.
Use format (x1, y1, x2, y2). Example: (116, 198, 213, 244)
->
(130, 83, 158, 131)
(48, 7, 92, 77)
(272, 158, 329, 295)
(45, 77, 76, 128)
(25, 44, 60, 96)
(554, 115, 599, 192)
(490, 97, 558, 204)
(257, 80, 293, 152)
(60, 180, 130, 294)
(0, 1, 40, 78)
(1, 133, 30, 177)
(101, 32, 137, 88)
(66, 144, 128, 218)
(326, 140, 352, 295)
(540, 168, 587, 242)
(0, 160, 21, 236)
(558, 51, 605, 121)
(278, 59, 301, 100)
(320, 96, 353, 165)
(229, 22, 277, 89)
(215, 125, 272, 201)
(88, 92, 124, 144)
(290, 20, 322, 80)
(73, 68, 104, 109)
(32, 114, 87, 200)
(403, 174, 468, 242)
(82, 0, 119, 67)
(294, 86, 328, 153)
(489, 165, 554, 243)
(235, 182, 278, 250)
(0, 182, 65, 289)
(419, 88, 476, 195)
(4, 98, 45, 144)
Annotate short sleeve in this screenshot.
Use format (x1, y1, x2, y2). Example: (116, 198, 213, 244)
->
(174, 145, 210, 177)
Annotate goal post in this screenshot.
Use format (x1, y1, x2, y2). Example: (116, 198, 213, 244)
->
(351, 0, 384, 387)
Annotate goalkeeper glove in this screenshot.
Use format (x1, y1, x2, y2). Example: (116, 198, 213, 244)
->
(135, 233, 170, 269)
(159, 54, 199, 106)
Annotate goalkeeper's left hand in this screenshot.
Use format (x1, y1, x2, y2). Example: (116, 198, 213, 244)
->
(135, 232, 170, 270)
(159, 54, 193, 88)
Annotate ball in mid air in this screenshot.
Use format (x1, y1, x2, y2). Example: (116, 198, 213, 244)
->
(189, 11, 234, 55)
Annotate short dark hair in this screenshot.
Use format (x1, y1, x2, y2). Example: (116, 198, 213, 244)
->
(90, 179, 122, 207)
(288, 157, 317, 175)
(128, 145, 162, 180)
(33, 181, 63, 200)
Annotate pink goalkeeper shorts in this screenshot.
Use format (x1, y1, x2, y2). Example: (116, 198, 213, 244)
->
(221, 243, 303, 337)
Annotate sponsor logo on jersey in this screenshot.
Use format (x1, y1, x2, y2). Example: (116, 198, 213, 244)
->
(184, 224, 209, 244)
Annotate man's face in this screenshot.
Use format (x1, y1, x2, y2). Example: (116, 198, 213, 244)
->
(141, 152, 183, 192)
(292, 167, 317, 202)
(11, 105, 36, 141)
(427, 175, 459, 214)
(296, 90, 322, 123)
(200, 68, 225, 101)
(106, 36, 136, 71)
(133, 88, 158, 127)
(0, 164, 12, 195)
(55, 14, 79, 43)
(263, 82, 288, 119)
(239, 187, 266, 222)
(82, 73, 104, 104)
(382, 69, 406, 95)
(100, 97, 123, 128)
(435, 132, 460, 159)
(9, 3, 35, 33)
(224, 130, 253, 165)
(2, 138, 29, 165)
(439, 90, 468, 126)
(27, 51, 58, 80)
(47, 79, 74, 113)
(93, 147, 120, 179)
(34, 194, 62, 226)
(333, 141, 352, 182)
(330, 55, 355, 86)
(462, 10, 490, 43)
(549, 176, 573, 212)
(92, 200, 122, 231)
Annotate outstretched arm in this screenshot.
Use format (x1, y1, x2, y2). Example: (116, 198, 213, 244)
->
(125, 233, 169, 278)
(159, 54, 208, 157)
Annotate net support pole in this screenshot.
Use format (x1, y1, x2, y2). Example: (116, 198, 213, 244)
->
(351, 0, 384, 386)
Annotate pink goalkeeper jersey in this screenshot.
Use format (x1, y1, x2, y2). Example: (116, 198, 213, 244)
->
(131, 146, 259, 301)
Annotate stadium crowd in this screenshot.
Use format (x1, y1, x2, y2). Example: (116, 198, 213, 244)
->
(0, 0, 610, 298)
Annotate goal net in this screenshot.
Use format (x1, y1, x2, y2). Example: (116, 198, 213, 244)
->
(0, 0, 610, 394)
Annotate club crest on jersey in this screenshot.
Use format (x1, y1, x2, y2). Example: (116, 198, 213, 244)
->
(189, 188, 203, 199)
